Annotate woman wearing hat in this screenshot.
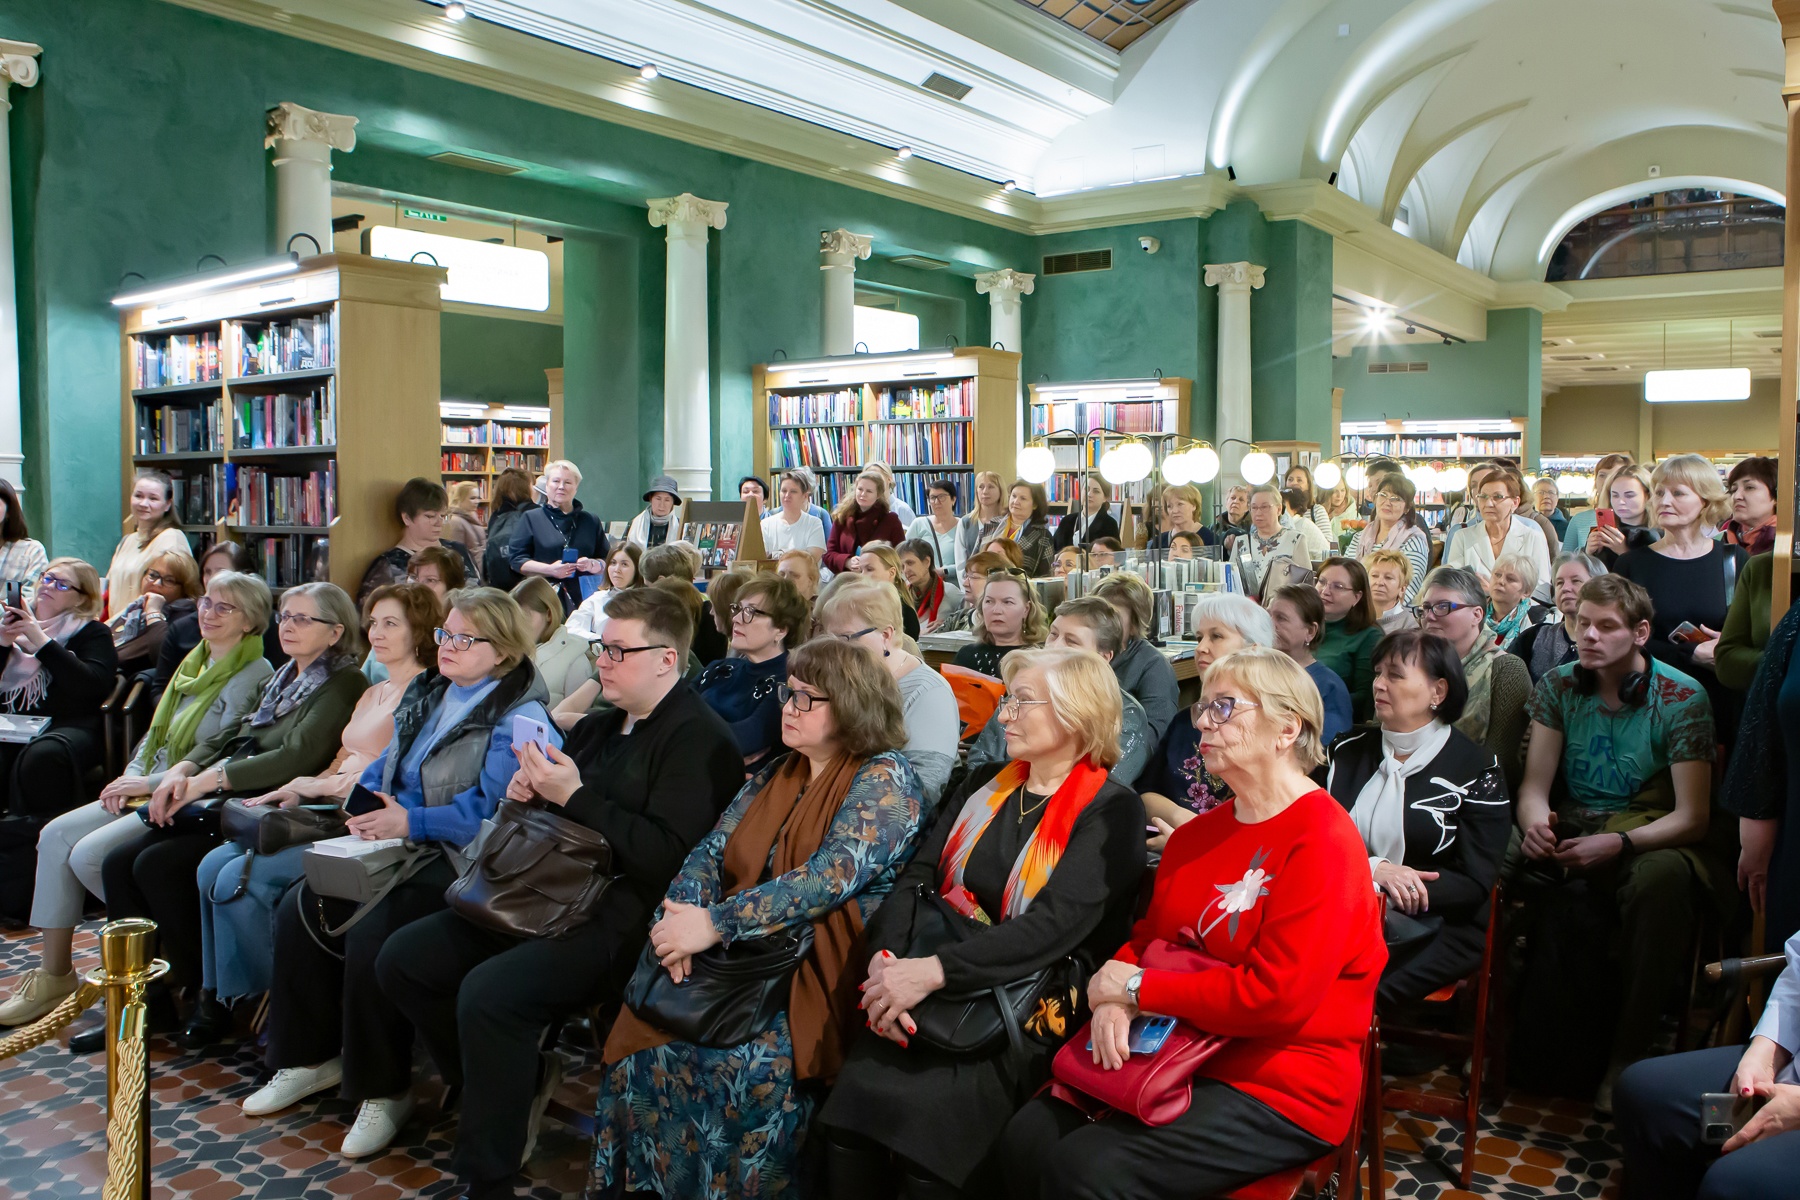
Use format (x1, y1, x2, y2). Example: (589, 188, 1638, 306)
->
(626, 474, 684, 551)
(506, 459, 609, 615)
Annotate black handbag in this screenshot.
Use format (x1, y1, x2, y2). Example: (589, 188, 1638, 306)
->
(622, 922, 815, 1048)
(221, 799, 348, 855)
(444, 800, 617, 940)
(133, 735, 265, 837)
(901, 883, 1079, 1059)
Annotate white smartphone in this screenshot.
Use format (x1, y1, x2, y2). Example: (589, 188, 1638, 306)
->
(511, 713, 552, 755)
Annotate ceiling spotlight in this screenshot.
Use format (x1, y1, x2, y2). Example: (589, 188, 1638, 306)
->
(1001, 179, 1017, 192)
(639, 63, 659, 80)
(895, 146, 914, 160)
(443, 0, 467, 18)
(1405, 323, 1417, 335)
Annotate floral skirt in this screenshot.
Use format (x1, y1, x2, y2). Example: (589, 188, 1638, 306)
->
(587, 1013, 817, 1199)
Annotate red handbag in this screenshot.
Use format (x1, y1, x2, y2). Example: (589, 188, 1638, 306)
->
(1048, 929, 1231, 1126)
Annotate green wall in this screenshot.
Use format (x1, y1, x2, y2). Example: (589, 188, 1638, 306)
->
(439, 313, 563, 407)
(1250, 220, 1334, 447)
(1332, 307, 1545, 466)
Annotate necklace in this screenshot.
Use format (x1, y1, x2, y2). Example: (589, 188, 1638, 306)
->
(1016, 786, 1049, 825)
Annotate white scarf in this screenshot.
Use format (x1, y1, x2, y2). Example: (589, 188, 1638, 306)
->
(1349, 719, 1454, 870)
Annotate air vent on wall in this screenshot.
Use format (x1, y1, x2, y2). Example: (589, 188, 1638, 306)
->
(1367, 361, 1429, 374)
(428, 151, 526, 176)
(1754, 329, 1783, 338)
(922, 72, 973, 101)
(1043, 249, 1112, 276)
(1581, 365, 1621, 373)
(889, 254, 951, 271)
(1548, 353, 1604, 362)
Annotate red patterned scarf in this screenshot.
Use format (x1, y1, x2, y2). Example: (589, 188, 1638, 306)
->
(938, 758, 1108, 921)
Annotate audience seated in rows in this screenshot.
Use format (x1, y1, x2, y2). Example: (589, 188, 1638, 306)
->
(1416, 566, 1533, 788)
(694, 572, 809, 767)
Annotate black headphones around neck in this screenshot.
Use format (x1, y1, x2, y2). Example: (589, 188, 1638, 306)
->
(1574, 654, 1652, 707)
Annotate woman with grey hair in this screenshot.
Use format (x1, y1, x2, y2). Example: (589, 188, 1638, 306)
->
(1415, 565, 1533, 788)
(1135, 592, 1275, 853)
(1511, 552, 1608, 683)
(1485, 550, 1550, 650)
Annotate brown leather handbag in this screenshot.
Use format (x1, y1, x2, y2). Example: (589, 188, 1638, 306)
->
(444, 800, 616, 939)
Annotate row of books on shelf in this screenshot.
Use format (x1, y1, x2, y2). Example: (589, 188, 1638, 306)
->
(193, 463, 338, 528)
(1030, 399, 1180, 437)
(237, 317, 333, 377)
(136, 402, 223, 455)
(871, 422, 968, 466)
(492, 450, 544, 472)
(253, 535, 330, 590)
(233, 385, 335, 449)
(878, 381, 973, 420)
(134, 332, 223, 390)
(442, 451, 486, 473)
(1339, 435, 1524, 457)
(766, 381, 977, 426)
(440, 422, 551, 447)
(169, 472, 216, 527)
(774, 427, 862, 470)
(769, 389, 862, 426)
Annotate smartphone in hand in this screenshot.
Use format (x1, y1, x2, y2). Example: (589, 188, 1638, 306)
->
(4, 581, 21, 610)
(346, 784, 385, 818)
(1669, 621, 1710, 646)
(1700, 1092, 1756, 1144)
(1087, 1014, 1178, 1056)
(1596, 509, 1617, 530)
(512, 713, 553, 755)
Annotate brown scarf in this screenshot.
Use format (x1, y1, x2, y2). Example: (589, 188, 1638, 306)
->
(605, 751, 870, 1081)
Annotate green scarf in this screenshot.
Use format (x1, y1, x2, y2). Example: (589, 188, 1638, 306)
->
(138, 634, 266, 770)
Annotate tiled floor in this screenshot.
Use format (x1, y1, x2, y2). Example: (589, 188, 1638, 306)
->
(0, 923, 1621, 1199)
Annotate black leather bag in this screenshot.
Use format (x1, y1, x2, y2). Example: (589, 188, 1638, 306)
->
(622, 922, 815, 1048)
(221, 799, 348, 855)
(901, 883, 1077, 1058)
(444, 800, 617, 940)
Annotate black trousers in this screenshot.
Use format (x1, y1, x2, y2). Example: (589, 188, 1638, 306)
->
(1615, 1044, 1800, 1200)
(375, 906, 626, 1185)
(100, 823, 217, 990)
(0, 728, 103, 922)
(266, 856, 455, 1102)
(998, 1081, 1330, 1200)
(1378, 921, 1486, 1009)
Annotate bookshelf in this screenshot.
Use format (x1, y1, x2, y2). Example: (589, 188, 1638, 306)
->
(439, 398, 562, 505)
(752, 348, 1020, 514)
(119, 254, 447, 593)
(1338, 418, 1527, 528)
(1027, 378, 1193, 534)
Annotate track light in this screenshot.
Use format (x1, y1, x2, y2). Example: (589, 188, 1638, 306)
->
(896, 146, 914, 160)
(639, 63, 659, 80)
(1001, 180, 1017, 192)
(443, 1, 466, 18)
(1405, 324, 1417, 335)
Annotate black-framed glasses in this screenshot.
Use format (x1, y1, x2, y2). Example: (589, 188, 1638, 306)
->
(1412, 600, 1480, 620)
(729, 602, 771, 623)
(1193, 696, 1258, 727)
(831, 626, 878, 643)
(278, 611, 341, 629)
(777, 683, 829, 712)
(37, 575, 73, 593)
(144, 569, 173, 586)
(596, 640, 670, 663)
(433, 626, 493, 651)
(197, 597, 240, 617)
(997, 693, 1051, 720)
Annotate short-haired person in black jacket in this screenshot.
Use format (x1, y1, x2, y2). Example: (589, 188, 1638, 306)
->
(0, 557, 118, 921)
(358, 477, 480, 606)
(1321, 630, 1510, 1007)
(376, 585, 743, 1200)
(507, 459, 608, 616)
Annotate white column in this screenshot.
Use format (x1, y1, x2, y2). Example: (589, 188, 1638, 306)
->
(819, 229, 872, 355)
(975, 268, 1035, 353)
(1205, 261, 1266, 482)
(0, 42, 39, 492)
(649, 193, 729, 500)
(263, 102, 358, 257)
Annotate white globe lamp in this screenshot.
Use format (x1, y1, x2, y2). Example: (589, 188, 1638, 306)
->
(1101, 440, 1153, 484)
(1188, 445, 1221, 484)
(1345, 464, 1369, 490)
(1313, 460, 1342, 489)
(1016, 444, 1056, 485)
(1239, 449, 1276, 485)
(1161, 450, 1194, 487)
(1438, 465, 1468, 493)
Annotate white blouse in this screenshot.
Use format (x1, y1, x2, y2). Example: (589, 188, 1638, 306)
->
(760, 510, 826, 558)
(1444, 515, 1553, 602)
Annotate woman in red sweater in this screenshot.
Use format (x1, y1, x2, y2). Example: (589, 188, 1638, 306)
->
(823, 470, 907, 576)
(999, 646, 1386, 1199)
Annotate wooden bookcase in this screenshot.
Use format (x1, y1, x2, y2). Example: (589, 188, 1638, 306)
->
(1027, 377, 1194, 514)
(752, 348, 1021, 514)
(440, 396, 563, 506)
(119, 254, 447, 594)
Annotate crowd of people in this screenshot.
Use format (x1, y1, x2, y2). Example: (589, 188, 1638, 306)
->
(0, 444, 1792, 1200)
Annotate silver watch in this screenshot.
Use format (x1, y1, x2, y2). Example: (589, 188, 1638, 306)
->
(1124, 969, 1144, 1006)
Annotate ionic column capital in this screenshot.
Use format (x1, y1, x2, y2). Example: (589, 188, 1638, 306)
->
(0, 41, 41, 89)
(649, 193, 729, 231)
(975, 269, 1036, 298)
(1204, 261, 1266, 291)
(819, 229, 873, 262)
(264, 102, 358, 152)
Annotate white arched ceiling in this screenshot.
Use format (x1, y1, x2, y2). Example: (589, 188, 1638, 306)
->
(1334, 53, 1466, 217)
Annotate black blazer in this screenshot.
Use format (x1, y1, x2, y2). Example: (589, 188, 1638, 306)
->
(1322, 727, 1510, 923)
(507, 501, 609, 612)
(1052, 507, 1120, 552)
(0, 621, 118, 735)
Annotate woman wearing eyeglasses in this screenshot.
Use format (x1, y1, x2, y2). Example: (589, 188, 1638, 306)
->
(820, 647, 1147, 1200)
(695, 574, 811, 767)
(243, 587, 555, 1162)
(0, 559, 203, 1027)
(1314, 557, 1383, 723)
(1351, 475, 1430, 604)
(1414, 566, 1533, 789)
(1002, 647, 1384, 1200)
(74, 583, 364, 1051)
(1445, 468, 1553, 602)
(109, 549, 201, 677)
(593, 638, 926, 1200)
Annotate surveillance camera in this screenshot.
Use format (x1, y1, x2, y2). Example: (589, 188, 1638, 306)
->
(1138, 236, 1161, 254)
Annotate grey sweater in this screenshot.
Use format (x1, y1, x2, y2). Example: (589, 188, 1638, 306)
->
(897, 663, 959, 807)
(1111, 637, 1181, 745)
(125, 658, 274, 788)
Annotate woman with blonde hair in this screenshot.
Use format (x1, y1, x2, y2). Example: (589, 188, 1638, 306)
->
(110, 548, 201, 676)
(1092, 571, 1181, 743)
(817, 575, 959, 804)
(1002, 647, 1384, 1199)
(1365, 548, 1419, 633)
(105, 469, 190, 615)
(1150, 482, 1217, 551)
(564, 541, 643, 644)
(820, 647, 1146, 1198)
(1586, 462, 1660, 567)
(854, 540, 921, 639)
(826, 470, 908, 576)
(953, 567, 1049, 679)
(446, 480, 487, 559)
(958, 470, 1010, 567)
(777, 547, 824, 604)
(510, 576, 593, 707)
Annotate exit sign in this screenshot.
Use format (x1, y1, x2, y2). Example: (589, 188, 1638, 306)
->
(403, 209, 448, 222)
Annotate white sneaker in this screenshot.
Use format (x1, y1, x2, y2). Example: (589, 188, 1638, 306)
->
(0, 968, 78, 1026)
(341, 1093, 415, 1159)
(241, 1058, 343, 1116)
(520, 1050, 564, 1167)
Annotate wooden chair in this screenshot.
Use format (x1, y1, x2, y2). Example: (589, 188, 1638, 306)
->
(1370, 880, 1505, 1195)
(1221, 1019, 1381, 1200)
(940, 663, 1005, 742)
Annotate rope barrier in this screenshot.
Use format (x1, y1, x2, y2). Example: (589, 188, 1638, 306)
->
(0, 982, 104, 1060)
(102, 1014, 148, 1200)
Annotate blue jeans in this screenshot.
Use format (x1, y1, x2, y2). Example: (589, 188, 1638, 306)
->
(197, 841, 309, 1000)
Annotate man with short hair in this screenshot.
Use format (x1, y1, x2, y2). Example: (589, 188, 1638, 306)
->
(377, 585, 743, 1199)
(358, 476, 480, 604)
(1514, 574, 1719, 1107)
(965, 597, 1151, 783)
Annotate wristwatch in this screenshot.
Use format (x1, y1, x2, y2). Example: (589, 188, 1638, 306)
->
(1616, 831, 1637, 863)
(1124, 969, 1144, 1007)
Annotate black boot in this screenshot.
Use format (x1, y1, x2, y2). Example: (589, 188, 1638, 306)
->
(900, 1165, 965, 1200)
(179, 989, 230, 1052)
(67, 1023, 105, 1054)
(824, 1129, 898, 1200)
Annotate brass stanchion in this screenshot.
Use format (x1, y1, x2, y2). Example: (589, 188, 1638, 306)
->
(88, 918, 168, 1200)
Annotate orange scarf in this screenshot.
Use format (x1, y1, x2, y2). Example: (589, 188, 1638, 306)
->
(938, 758, 1108, 922)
